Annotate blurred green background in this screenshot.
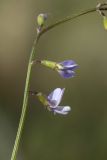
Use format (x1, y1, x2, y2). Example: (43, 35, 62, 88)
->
(0, 0, 107, 160)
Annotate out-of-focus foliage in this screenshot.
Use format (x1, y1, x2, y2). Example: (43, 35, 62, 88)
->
(0, 0, 107, 160)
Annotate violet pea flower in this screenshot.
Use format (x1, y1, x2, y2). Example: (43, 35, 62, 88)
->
(47, 88, 71, 115)
(31, 88, 71, 115)
(41, 60, 78, 79)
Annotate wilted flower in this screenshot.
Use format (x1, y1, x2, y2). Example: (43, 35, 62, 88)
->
(30, 88, 71, 115)
(41, 60, 78, 78)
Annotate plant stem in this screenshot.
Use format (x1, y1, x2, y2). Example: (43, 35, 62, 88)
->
(10, 35, 39, 160)
(10, 4, 107, 160)
(40, 5, 107, 35)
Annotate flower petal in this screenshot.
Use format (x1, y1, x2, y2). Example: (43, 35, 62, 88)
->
(58, 70, 76, 78)
(61, 106, 71, 112)
(59, 60, 78, 69)
(54, 106, 71, 115)
(47, 88, 65, 108)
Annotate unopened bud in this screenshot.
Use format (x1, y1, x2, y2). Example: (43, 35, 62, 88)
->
(37, 13, 47, 25)
(103, 16, 107, 30)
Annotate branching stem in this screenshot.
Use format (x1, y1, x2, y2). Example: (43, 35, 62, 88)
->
(10, 4, 107, 160)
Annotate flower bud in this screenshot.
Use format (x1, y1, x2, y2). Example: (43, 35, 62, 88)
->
(37, 13, 48, 33)
(37, 13, 47, 26)
(103, 16, 107, 30)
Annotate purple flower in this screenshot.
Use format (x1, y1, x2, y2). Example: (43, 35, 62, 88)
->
(56, 60, 78, 78)
(41, 60, 78, 79)
(30, 88, 71, 115)
(47, 88, 71, 115)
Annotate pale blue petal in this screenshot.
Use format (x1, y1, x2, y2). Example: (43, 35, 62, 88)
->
(54, 106, 71, 115)
(61, 106, 71, 112)
(48, 88, 65, 108)
(54, 110, 68, 115)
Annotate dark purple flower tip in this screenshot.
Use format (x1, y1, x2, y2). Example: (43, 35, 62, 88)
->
(58, 70, 75, 78)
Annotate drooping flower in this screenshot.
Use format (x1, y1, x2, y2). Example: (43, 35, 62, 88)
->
(30, 88, 71, 115)
(41, 60, 78, 78)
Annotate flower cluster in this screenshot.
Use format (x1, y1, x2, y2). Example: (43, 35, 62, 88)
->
(31, 59, 78, 115)
(30, 14, 79, 116)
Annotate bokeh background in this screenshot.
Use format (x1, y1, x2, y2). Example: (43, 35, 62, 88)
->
(0, 0, 107, 160)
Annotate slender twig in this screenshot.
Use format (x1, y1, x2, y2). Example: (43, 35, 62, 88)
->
(10, 4, 107, 160)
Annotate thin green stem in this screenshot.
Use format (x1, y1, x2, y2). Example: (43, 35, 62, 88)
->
(40, 7, 96, 36)
(10, 4, 107, 160)
(10, 35, 39, 160)
(40, 5, 107, 36)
